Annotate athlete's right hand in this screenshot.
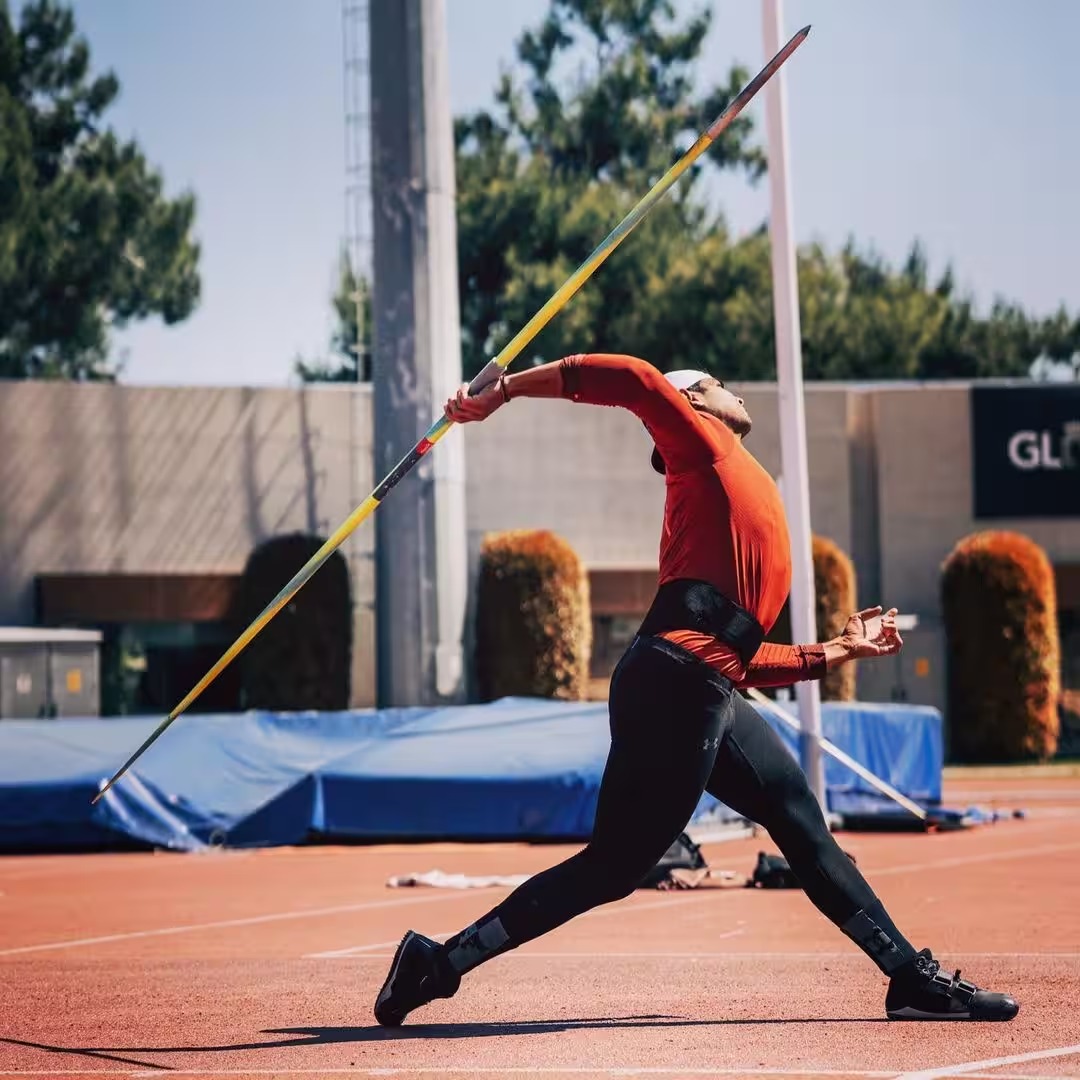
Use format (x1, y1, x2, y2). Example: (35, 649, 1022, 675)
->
(838, 606, 903, 660)
(444, 379, 507, 424)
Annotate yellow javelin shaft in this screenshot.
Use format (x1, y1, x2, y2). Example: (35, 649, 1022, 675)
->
(92, 25, 810, 805)
(743, 687, 927, 821)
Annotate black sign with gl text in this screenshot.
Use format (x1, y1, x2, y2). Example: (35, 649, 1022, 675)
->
(971, 384, 1080, 519)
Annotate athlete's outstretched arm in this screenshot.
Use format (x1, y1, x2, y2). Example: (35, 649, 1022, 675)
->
(737, 606, 903, 689)
(445, 354, 725, 475)
(737, 641, 828, 689)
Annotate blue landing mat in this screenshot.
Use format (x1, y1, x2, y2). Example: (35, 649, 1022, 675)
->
(0, 698, 942, 852)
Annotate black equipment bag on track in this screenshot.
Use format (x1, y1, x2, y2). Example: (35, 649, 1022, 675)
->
(640, 831, 707, 888)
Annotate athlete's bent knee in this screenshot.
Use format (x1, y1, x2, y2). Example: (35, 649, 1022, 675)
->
(763, 766, 829, 837)
(581, 845, 650, 905)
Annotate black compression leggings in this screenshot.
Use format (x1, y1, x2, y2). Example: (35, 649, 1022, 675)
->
(440, 635, 917, 978)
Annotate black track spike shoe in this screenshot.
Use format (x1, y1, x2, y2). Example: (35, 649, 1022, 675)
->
(374, 931, 460, 1027)
(886, 949, 1019, 1021)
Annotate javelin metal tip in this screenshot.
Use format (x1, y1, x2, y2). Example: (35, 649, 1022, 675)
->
(798, 25, 811, 36)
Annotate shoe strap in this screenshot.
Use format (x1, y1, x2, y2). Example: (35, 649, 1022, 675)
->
(929, 968, 977, 1003)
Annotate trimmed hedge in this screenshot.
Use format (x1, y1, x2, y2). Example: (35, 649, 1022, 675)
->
(941, 530, 1060, 762)
(766, 534, 858, 701)
(813, 535, 858, 701)
(231, 534, 353, 711)
(475, 529, 591, 701)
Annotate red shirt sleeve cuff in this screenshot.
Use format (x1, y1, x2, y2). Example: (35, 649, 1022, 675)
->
(801, 643, 828, 680)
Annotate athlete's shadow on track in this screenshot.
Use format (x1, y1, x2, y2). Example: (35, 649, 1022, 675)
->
(277, 1017, 890, 1042)
(2, 1018, 889, 1065)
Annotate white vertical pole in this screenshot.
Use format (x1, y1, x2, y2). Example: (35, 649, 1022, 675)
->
(761, 0, 826, 811)
(422, 0, 469, 699)
(370, 0, 468, 706)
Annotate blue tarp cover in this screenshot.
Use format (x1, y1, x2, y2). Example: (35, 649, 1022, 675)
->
(0, 697, 942, 852)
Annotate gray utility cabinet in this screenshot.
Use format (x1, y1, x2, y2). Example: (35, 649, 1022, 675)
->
(0, 628, 102, 719)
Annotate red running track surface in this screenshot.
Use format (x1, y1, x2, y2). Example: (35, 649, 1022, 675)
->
(1, 772, 1079, 1080)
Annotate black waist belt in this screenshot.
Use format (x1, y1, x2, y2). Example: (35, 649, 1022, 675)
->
(637, 579, 765, 668)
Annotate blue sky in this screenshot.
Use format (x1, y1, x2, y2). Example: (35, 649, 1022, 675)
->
(50, 0, 1080, 386)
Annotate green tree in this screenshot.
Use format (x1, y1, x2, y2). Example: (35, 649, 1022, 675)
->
(1033, 305, 1080, 379)
(453, 0, 1078, 384)
(0, 0, 200, 379)
(294, 250, 372, 382)
(454, 0, 763, 380)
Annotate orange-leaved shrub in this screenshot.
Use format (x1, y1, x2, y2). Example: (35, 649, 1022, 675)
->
(813, 535, 858, 702)
(941, 530, 1059, 762)
(475, 529, 591, 701)
(232, 534, 352, 711)
(766, 534, 858, 701)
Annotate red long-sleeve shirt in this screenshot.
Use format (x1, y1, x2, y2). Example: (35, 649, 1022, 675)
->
(559, 353, 826, 688)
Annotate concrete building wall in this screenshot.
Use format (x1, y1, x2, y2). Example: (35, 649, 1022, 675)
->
(0, 380, 376, 706)
(463, 397, 665, 569)
(867, 384, 1080, 711)
(1, 377, 1076, 715)
(462, 384, 854, 569)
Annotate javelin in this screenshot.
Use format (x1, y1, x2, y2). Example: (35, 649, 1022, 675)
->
(92, 25, 811, 805)
(743, 687, 928, 821)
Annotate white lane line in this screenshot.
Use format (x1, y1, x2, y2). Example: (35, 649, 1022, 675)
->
(0, 853, 258, 883)
(309, 938, 418, 959)
(307, 932, 453, 960)
(0, 1070, 895, 1078)
(329, 949, 750, 960)
(311, 945, 1076, 962)
(865, 841, 1080, 878)
(316, 947, 1069, 961)
(0, 890, 497, 958)
(119, 1069, 897, 1078)
(974, 1075, 1080, 1080)
(304, 891, 737, 958)
(0, 1066, 1074, 1079)
(469, 945, 750, 959)
(0, 1069, 1073, 1079)
(582, 891, 724, 919)
(665, 951, 1080, 960)
(8, 837, 1075, 961)
(4, 867, 725, 961)
(895, 1042, 1080, 1080)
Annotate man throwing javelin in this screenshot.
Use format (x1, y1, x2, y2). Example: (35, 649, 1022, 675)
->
(374, 353, 1019, 1025)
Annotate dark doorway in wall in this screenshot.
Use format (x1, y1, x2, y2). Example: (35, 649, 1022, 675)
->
(37, 573, 243, 716)
(1055, 564, 1080, 758)
(1061, 607, 1079, 691)
(587, 569, 657, 699)
(1057, 565, 1080, 690)
(100, 623, 243, 716)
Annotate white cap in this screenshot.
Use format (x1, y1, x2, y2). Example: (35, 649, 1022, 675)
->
(664, 369, 710, 392)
